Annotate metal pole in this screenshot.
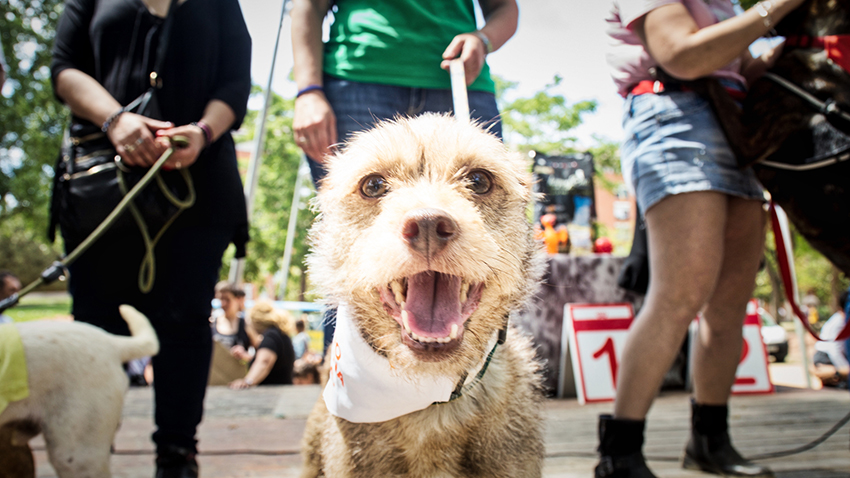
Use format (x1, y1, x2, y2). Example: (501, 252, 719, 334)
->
(795, 312, 814, 389)
(277, 156, 309, 300)
(229, 0, 289, 286)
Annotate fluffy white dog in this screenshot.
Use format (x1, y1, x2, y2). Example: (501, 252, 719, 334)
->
(0, 305, 159, 477)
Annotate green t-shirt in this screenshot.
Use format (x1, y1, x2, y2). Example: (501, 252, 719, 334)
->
(324, 0, 496, 93)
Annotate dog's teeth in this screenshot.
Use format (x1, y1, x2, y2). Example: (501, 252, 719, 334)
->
(450, 324, 458, 340)
(438, 336, 451, 344)
(460, 282, 470, 303)
(402, 310, 411, 333)
(391, 280, 405, 305)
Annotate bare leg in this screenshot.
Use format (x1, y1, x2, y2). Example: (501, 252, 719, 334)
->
(614, 191, 728, 420)
(693, 198, 766, 404)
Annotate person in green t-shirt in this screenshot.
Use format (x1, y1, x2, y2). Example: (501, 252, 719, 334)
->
(291, 0, 518, 186)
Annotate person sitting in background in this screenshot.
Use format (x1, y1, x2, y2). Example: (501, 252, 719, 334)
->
(292, 355, 322, 385)
(229, 301, 295, 389)
(292, 317, 310, 360)
(812, 290, 849, 388)
(0, 271, 22, 324)
(211, 282, 253, 361)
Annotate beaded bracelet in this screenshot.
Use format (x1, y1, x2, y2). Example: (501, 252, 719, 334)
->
(192, 121, 213, 148)
(297, 84, 324, 98)
(101, 107, 126, 133)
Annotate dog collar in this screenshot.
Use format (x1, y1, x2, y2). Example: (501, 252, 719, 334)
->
(323, 304, 500, 423)
(438, 314, 507, 403)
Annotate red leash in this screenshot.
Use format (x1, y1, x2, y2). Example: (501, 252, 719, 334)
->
(769, 202, 850, 341)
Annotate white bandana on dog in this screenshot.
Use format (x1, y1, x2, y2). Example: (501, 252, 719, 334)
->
(323, 304, 492, 423)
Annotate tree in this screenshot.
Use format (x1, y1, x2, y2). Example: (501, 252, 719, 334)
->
(0, 0, 67, 286)
(231, 87, 317, 301)
(496, 75, 597, 156)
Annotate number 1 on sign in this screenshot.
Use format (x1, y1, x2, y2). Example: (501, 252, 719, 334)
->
(593, 337, 618, 388)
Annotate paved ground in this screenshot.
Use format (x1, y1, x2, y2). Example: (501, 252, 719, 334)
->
(30, 381, 850, 478)
(24, 309, 849, 477)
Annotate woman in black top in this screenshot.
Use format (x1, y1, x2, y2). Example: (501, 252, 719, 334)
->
(230, 301, 296, 388)
(211, 282, 253, 357)
(51, 1, 251, 476)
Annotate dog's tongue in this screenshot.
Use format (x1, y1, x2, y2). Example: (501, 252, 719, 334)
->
(405, 271, 461, 337)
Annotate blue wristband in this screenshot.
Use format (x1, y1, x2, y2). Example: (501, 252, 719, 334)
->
(296, 85, 324, 98)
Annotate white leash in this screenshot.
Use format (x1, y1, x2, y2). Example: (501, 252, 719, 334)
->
(450, 58, 470, 123)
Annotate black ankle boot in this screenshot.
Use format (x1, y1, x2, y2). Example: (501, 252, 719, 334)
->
(683, 401, 773, 477)
(155, 445, 199, 478)
(595, 414, 658, 478)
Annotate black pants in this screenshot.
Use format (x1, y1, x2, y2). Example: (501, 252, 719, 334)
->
(66, 223, 233, 452)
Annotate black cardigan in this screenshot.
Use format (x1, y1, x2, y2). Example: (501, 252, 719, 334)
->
(51, 0, 252, 256)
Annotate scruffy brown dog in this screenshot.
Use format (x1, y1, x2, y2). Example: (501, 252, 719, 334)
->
(302, 113, 545, 478)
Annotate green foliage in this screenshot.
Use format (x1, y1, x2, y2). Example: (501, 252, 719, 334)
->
(737, 0, 758, 9)
(495, 75, 597, 156)
(754, 223, 849, 320)
(5, 293, 71, 322)
(586, 136, 622, 193)
(233, 87, 317, 300)
(0, 0, 68, 286)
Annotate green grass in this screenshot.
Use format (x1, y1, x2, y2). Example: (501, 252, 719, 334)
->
(5, 294, 72, 323)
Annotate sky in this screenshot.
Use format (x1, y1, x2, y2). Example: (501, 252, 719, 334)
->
(237, 0, 623, 149)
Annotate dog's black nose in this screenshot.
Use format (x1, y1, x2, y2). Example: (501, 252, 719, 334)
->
(402, 208, 457, 258)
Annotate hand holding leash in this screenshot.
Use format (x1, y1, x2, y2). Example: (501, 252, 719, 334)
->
(106, 112, 173, 167)
(157, 124, 206, 170)
(441, 32, 489, 86)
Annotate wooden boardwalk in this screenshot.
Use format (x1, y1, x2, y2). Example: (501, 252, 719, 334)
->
(31, 385, 850, 477)
(543, 386, 850, 477)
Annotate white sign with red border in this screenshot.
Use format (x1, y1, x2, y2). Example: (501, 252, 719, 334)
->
(687, 299, 774, 395)
(564, 300, 773, 405)
(562, 303, 635, 405)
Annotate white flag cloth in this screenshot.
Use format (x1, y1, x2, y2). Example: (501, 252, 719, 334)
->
(322, 303, 459, 423)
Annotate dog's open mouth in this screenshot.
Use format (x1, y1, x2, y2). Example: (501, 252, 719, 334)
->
(379, 271, 482, 356)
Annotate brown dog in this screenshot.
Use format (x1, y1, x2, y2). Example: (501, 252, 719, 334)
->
(301, 114, 545, 477)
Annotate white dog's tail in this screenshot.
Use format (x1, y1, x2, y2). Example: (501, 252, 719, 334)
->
(114, 305, 160, 362)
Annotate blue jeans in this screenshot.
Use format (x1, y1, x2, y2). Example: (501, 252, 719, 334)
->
(620, 91, 764, 214)
(307, 75, 502, 186)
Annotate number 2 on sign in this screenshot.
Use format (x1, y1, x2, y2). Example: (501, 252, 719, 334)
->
(593, 337, 618, 388)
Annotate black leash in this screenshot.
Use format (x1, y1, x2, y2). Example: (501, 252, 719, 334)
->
(759, 72, 850, 171)
(544, 409, 850, 461)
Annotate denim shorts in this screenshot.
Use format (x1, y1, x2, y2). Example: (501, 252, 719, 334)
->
(308, 74, 502, 185)
(620, 91, 764, 213)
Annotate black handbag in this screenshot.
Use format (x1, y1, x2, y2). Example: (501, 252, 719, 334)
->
(49, 0, 193, 292)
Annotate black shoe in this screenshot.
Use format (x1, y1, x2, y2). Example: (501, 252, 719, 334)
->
(595, 415, 658, 478)
(155, 445, 199, 478)
(683, 431, 773, 477)
(595, 453, 657, 478)
(684, 401, 773, 477)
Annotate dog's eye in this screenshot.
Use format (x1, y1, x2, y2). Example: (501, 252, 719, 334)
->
(465, 169, 493, 195)
(359, 174, 389, 198)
